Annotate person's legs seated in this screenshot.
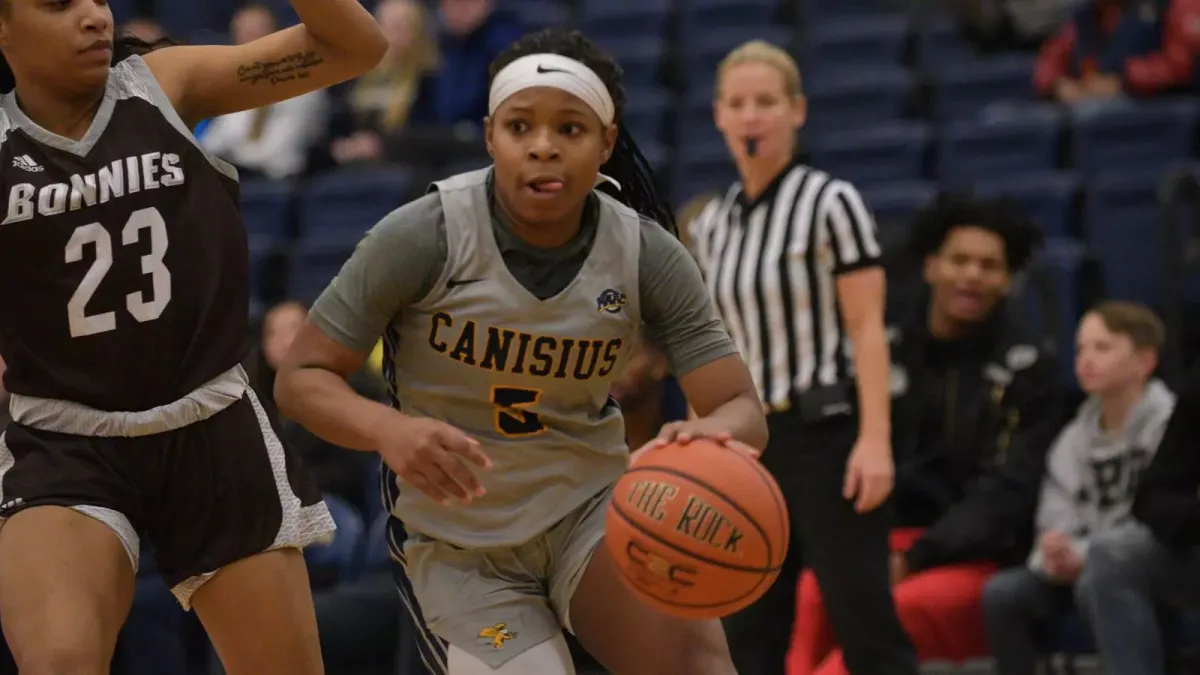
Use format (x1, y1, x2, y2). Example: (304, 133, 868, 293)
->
(982, 566, 1075, 675)
(1076, 526, 1200, 675)
(812, 561, 996, 675)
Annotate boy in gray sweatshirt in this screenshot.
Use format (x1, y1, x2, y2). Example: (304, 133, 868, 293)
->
(981, 301, 1174, 675)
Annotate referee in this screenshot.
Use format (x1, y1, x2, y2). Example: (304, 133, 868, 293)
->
(688, 41, 919, 675)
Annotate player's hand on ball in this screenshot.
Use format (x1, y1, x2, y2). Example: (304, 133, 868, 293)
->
(375, 415, 492, 506)
(842, 435, 894, 513)
(630, 419, 761, 467)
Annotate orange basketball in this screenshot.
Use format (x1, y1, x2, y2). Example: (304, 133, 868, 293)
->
(605, 439, 789, 619)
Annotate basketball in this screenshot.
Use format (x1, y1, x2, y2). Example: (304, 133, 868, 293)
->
(605, 439, 789, 619)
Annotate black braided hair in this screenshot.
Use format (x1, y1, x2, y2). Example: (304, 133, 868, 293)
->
(488, 28, 677, 238)
(908, 191, 1043, 273)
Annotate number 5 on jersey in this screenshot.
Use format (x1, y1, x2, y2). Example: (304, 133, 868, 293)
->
(65, 207, 171, 338)
(491, 386, 546, 437)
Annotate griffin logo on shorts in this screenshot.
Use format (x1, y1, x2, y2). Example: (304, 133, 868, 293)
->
(479, 623, 517, 649)
(596, 288, 626, 314)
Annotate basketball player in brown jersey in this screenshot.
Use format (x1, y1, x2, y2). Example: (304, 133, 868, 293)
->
(0, 2, 386, 674)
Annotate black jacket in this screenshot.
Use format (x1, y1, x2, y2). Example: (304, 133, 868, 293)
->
(889, 298, 1063, 573)
(1133, 365, 1200, 551)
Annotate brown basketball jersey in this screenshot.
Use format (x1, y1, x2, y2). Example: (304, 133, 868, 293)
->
(0, 55, 250, 412)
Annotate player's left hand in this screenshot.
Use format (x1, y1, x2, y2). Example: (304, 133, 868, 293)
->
(843, 435, 894, 513)
(630, 419, 761, 467)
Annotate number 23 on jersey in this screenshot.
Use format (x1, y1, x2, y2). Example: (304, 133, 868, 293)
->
(65, 206, 171, 338)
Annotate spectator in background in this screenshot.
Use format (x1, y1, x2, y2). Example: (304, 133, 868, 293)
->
(791, 193, 1062, 674)
(1034, 0, 1200, 107)
(200, 4, 329, 179)
(323, 0, 439, 167)
(420, 0, 522, 131)
(1078, 364, 1200, 675)
(982, 302, 1174, 675)
(957, 0, 1082, 51)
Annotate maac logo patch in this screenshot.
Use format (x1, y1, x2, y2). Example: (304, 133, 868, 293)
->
(478, 622, 517, 649)
(596, 288, 626, 314)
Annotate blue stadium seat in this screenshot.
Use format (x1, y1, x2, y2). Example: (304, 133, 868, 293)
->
(247, 235, 274, 314)
(240, 179, 294, 242)
(298, 167, 411, 238)
(288, 233, 362, 305)
(800, 0, 893, 20)
(622, 87, 671, 146)
(937, 116, 1061, 182)
(931, 55, 1039, 121)
(511, 0, 570, 30)
(674, 141, 737, 204)
(109, 0, 136, 23)
(809, 121, 929, 186)
(1071, 99, 1200, 176)
(805, 67, 911, 131)
(803, 15, 909, 69)
(1083, 171, 1162, 306)
(915, 15, 978, 72)
(579, 0, 671, 39)
(859, 180, 938, 228)
(682, 25, 792, 76)
(973, 171, 1081, 238)
(682, 0, 780, 28)
(1016, 237, 1086, 381)
(154, 0, 239, 38)
(589, 37, 667, 89)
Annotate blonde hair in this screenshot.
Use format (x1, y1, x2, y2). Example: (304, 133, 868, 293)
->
(715, 40, 803, 99)
(350, 0, 439, 131)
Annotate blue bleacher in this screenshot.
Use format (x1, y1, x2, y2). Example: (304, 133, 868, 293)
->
(298, 167, 412, 238)
(1071, 99, 1200, 176)
(930, 55, 1039, 121)
(681, 25, 792, 77)
(675, 141, 738, 201)
(802, 15, 909, 69)
(511, 0, 570, 31)
(1017, 237, 1087, 382)
(681, 0, 781, 28)
(1083, 171, 1164, 307)
(240, 180, 294, 242)
(804, 66, 912, 131)
(578, 0, 672, 38)
(915, 16, 979, 72)
(622, 87, 671, 145)
(972, 171, 1080, 239)
(153, 0, 239, 40)
(860, 180, 938, 228)
(937, 116, 1061, 182)
(590, 37, 668, 89)
(809, 121, 929, 186)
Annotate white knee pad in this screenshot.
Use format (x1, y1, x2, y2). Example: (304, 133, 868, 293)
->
(448, 634, 576, 675)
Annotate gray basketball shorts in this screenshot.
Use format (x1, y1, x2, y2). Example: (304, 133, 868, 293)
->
(400, 485, 611, 668)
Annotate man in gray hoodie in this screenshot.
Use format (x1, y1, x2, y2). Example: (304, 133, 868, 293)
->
(981, 301, 1175, 675)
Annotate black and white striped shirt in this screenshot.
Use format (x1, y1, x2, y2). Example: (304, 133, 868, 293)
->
(688, 162, 882, 412)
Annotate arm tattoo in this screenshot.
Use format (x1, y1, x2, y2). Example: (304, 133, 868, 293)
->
(236, 51, 326, 86)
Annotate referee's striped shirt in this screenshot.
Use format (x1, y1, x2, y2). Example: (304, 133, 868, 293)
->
(688, 162, 883, 412)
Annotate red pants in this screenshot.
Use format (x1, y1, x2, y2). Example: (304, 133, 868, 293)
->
(787, 528, 996, 675)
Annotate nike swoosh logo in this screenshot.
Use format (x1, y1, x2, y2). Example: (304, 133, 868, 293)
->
(447, 278, 485, 289)
(537, 65, 569, 74)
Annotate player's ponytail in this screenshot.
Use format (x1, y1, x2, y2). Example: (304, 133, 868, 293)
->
(489, 28, 678, 239)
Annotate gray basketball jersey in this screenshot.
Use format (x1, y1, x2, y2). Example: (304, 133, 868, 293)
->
(387, 169, 642, 548)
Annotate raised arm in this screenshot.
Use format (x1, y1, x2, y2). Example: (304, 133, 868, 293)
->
(144, 0, 387, 125)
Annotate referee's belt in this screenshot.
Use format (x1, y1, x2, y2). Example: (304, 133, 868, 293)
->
(765, 380, 855, 421)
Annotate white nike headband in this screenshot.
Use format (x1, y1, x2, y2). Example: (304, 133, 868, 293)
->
(488, 53, 615, 126)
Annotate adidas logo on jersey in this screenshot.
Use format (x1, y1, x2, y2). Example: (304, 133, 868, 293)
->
(12, 154, 42, 172)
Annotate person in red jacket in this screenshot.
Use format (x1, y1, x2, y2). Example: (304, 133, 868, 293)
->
(1035, 0, 1200, 103)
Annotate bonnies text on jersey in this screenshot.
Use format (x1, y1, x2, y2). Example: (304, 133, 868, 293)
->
(2, 151, 185, 225)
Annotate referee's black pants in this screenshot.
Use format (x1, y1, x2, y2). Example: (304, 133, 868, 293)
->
(722, 408, 919, 675)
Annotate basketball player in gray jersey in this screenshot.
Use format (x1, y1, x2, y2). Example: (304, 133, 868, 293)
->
(277, 29, 768, 675)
